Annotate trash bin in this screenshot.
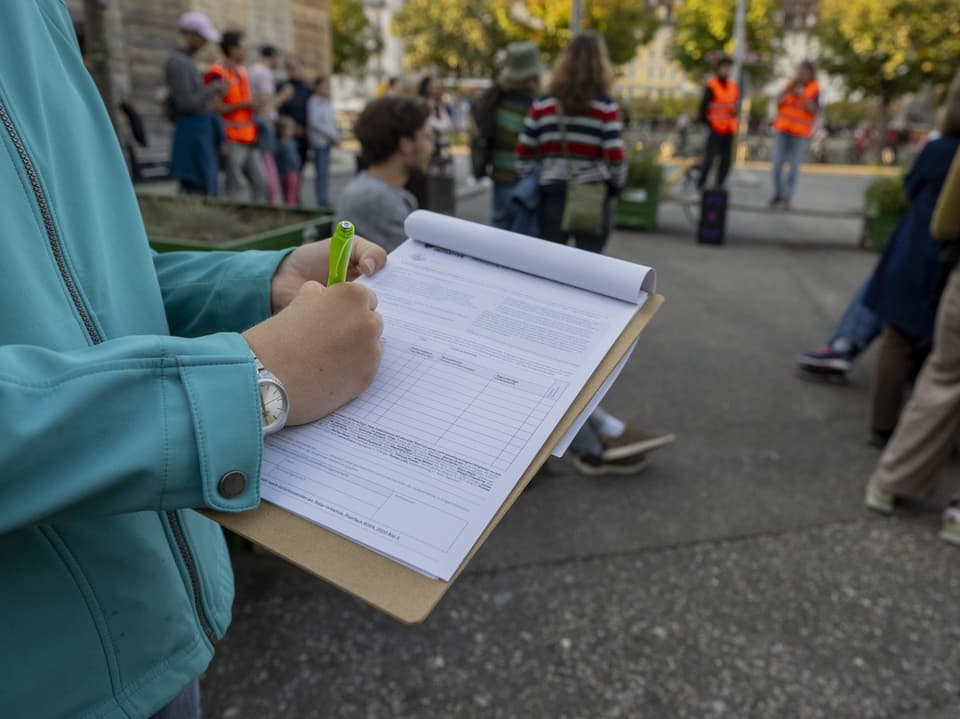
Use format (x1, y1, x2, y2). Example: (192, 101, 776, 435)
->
(405, 154, 456, 215)
(697, 188, 728, 245)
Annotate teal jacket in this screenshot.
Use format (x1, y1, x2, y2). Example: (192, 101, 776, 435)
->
(1, 3, 280, 716)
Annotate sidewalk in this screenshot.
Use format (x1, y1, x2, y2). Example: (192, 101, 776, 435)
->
(199, 176, 960, 718)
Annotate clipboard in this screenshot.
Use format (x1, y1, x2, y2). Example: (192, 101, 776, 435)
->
(203, 294, 663, 623)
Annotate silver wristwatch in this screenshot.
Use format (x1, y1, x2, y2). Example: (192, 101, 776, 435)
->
(253, 355, 289, 436)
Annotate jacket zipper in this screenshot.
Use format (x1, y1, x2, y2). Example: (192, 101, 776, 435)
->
(0, 98, 217, 645)
(167, 511, 218, 644)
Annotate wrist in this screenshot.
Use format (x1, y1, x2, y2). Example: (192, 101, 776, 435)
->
(243, 334, 290, 435)
(270, 249, 300, 313)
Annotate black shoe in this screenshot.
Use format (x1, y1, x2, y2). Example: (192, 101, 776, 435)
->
(769, 196, 782, 208)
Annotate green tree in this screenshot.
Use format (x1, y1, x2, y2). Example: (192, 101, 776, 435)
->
(816, 0, 960, 159)
(747, 95, 768, 122)
(393, 0, 660, 76)
(392, 0, 509, 77)
(823, 100, 869, 129)
(496, 0, 660, 66)
(330, 0, 383, 76)
(670, 0, 782, 84)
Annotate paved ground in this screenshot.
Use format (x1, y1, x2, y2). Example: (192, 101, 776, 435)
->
(198, 166, 960, 718)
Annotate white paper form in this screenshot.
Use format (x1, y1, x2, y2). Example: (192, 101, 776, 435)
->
(551, 340, 638, 457)
(404, 211, 656, 301)
(260, 215, 653, 580)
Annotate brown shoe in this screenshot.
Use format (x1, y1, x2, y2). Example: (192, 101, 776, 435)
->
(572, 453, 651, 477)
(600, 423, 676, 461)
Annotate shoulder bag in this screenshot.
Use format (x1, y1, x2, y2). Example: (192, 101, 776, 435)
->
(557, 104, 607, 235)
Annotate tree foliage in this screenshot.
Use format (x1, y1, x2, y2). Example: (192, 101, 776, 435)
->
(392, 0, 509, 77)
(500, 0, 660, 67)
(330, 0, 384, 76)
(815, 0, 960, 107)
(393, 0, 660, 76)
(823, 100, 870, 129)
(670, 0, 782, 84)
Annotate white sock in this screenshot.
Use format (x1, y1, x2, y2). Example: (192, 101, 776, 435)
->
(599, 415, 625, 438)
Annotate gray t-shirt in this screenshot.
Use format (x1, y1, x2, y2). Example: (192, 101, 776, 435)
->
(336, 172, 417, 254)
(165, 47, 218, 115)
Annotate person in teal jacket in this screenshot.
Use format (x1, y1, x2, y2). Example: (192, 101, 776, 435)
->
(0, 3, 387, 718)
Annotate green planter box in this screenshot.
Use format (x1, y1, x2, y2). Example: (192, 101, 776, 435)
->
(138, 194, 334, 252)
(615, 187, 659, 231)
(862, 176, 906, 253)
(863, 211, 901, 252)
(862, 196, 903, 253)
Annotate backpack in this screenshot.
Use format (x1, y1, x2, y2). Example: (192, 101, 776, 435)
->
(469, 85, 501, 179)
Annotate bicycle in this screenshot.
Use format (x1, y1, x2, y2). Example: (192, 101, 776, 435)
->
(680, 162, 703, 225)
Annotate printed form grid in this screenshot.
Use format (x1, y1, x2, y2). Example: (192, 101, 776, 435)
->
(345, 341, 566, 472)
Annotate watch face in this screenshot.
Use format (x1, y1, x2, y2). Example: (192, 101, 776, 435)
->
(259, 380, 288, 433)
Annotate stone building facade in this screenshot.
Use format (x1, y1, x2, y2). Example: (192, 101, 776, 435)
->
(68, 0, 330, 143)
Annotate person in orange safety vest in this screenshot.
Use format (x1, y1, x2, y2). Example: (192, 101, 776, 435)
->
(205, 31, 268, 202)
(696, 54, 740, 191)
(770, 60, 820, 208)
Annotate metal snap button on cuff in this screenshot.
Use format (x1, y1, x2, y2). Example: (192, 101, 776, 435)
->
(218, 471, 247, 499)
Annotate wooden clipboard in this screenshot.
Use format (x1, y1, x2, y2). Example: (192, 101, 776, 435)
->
(203, 294, 663, 623)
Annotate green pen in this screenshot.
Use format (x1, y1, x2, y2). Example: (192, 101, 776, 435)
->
(327, 220, 355, 286)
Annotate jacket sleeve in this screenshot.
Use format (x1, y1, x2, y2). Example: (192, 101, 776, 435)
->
(903, 144, 935, 201)
(152, 249, 294, 337)
(604, 103, 627, 189)
(932, 148, 960, 243)
(0, 332, 263, 533)
(515, 103, 541, 176)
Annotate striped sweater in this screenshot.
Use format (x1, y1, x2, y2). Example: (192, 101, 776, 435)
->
(516, 94, 626, 188)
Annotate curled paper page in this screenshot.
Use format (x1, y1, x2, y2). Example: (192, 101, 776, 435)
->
(404, 210, 656, 303)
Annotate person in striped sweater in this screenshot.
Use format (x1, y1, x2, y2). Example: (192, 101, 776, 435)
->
(516, 32, 626, 254)
(515, 34, 674, 477)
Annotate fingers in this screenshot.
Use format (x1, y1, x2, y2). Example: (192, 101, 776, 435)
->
(327, 281, 379, 312)
(297, 280, 325, 299)
(351, 236, 388, 276)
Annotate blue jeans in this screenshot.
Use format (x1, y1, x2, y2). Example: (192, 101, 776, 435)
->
(492, 182, 518, 231)
(149, 679, 200, 719)
(313, 144, 331, 208)
(772, 131, 809, 202)
(828, 277, 882, 353)
(569, 407, 617, 458)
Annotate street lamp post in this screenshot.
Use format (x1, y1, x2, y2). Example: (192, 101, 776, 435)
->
(731, 0, 750, 165)
(571, 0, 583, 35)
(731, 0, 747, 91)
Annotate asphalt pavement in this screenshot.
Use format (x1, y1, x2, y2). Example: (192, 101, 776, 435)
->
(199, 163, 960, 718)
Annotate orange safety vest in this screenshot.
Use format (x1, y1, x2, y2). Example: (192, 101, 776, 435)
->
(205, 63, 257, 144)
(706, 77, 740, 136)
(773, 80, 819, 138)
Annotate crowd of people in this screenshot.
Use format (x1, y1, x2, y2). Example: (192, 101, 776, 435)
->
(337, 34, 675, 477)
(792, 74, 960, 544)
(165, 12, 339, 206)
(165, 9, 484, 214)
